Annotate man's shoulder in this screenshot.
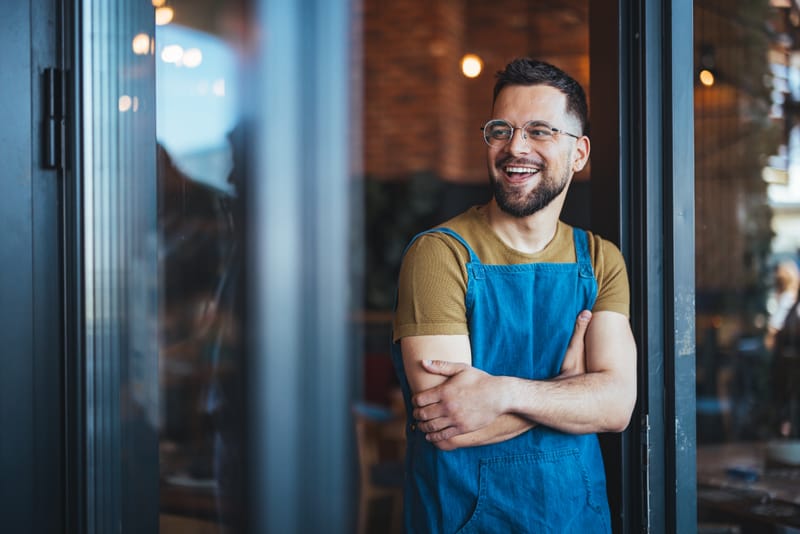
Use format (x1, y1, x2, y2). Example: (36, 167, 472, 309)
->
(434, 205, 484, 235)
(404, 207, 482, 264)
(404, 205, 486, 258)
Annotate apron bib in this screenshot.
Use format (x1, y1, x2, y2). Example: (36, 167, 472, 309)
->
(392, 227, 612, 534)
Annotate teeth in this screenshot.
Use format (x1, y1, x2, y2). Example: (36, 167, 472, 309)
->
(505, 166, 539, 174)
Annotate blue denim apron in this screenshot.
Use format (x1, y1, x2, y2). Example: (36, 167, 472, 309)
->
(392, 227, 611, 533)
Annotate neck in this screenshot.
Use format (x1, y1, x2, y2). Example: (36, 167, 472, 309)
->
(485, 197, 563, 254)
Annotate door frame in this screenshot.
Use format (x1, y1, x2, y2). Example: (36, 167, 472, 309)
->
(590, 0, 696, 532)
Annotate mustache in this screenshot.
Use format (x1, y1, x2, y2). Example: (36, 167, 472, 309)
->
(496, 156, 545, 168)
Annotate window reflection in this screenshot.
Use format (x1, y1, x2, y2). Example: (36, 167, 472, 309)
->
(156, 1, 252, 531)
(695, 0, 800, 529)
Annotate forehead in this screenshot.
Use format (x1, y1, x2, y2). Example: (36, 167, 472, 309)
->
(492, 85, 569, 124)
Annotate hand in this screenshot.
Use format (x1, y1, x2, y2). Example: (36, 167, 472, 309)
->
(412, 361, 505, 443)
(412, 310, 593, 444)
(558, 310, 592, 378)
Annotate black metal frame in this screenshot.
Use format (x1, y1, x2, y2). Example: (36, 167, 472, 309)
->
(591, 0, 696, 532)
(0, 0, 65, 531)
(63, 0, 85, 531)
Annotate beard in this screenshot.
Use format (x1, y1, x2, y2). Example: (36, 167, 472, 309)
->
(490, 159, 571, 218)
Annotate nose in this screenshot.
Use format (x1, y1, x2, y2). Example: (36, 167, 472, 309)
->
(507, 127, 531, 156)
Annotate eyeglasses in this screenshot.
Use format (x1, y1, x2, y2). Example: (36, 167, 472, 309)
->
(481, 119, 581, 147)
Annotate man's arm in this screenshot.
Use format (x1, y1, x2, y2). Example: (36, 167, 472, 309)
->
(402, 311, 593, 450)
(413, 310, 636, 443)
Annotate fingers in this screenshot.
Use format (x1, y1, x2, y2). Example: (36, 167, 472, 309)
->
(415, 416, 451, 434)
(420, 359, 468, 376)
(425, 426, 459, 444)
(572, 310, 592, 340)
(561, 309, 592, 376)
(412, 404, 459, 445)
(414, 414, 459, 444)
(565, 310, 592, 352)
(412, 402, 444, 421)
(413, 360, 468, 408)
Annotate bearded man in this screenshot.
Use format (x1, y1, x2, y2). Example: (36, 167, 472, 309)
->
(391, 58, 637, 533)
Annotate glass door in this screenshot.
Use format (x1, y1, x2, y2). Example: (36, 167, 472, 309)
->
(76, 0, 159, 531)
(694, 0, 800, 530)
(74, 0, 357, 532)
(154, 1, 251, 531)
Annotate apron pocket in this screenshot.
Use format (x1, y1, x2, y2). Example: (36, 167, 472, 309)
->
(455, 448, 602, 534)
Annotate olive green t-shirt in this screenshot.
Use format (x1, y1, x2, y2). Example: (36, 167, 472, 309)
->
(393, 205, 630, 342)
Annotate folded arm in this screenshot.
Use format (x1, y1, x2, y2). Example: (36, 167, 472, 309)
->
(401, 311, 594, 450)
(412, 311, 636, 447)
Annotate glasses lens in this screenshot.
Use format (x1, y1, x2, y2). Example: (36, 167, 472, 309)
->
(484, 120, 513, 146)
(524, 123, 555, 141)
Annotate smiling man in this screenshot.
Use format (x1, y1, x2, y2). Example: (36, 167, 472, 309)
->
(391, 58, 637, 533)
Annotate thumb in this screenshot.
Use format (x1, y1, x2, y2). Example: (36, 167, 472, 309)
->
(421, 359, 466, 376)
(568, 310, 592, 346)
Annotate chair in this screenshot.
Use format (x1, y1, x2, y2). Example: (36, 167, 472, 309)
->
(352, 402, 404, 534)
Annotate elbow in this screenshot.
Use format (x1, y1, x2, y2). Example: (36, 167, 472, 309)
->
(604, 413, 632, 433)
(602, 394, 637, 433)
(602, 367, 637, 432)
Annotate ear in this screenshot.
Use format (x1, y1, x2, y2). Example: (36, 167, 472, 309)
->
(571, 135, 591, 173)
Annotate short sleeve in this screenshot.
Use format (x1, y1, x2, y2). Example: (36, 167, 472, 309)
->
(592, 237, 630, 317)
(392, 233, 470, 342)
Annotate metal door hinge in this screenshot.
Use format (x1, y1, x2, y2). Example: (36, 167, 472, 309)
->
(43, 67, 67, 170)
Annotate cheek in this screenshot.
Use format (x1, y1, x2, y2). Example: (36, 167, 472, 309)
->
(487, 149, 502, 167)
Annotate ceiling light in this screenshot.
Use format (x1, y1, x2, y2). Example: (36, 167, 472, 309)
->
(461, 54, 483, 78)
(119, 95, 132, 113)
(699, 69, 715, 87)
(155, 6, 174, 26)
(132, 33, 151, 55)
(183, 48, 203, 68)
(161, 44, 184, 64)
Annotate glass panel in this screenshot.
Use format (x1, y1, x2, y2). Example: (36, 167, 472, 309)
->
(79, 0, 358, 531)
(358, 1, 590, 531)
(695, 0, 800, 529)
(155, 1, 253, 531)
(80, 0, 159, 531)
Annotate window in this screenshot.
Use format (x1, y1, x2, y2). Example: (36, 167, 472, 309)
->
(695, 1, 800, 529)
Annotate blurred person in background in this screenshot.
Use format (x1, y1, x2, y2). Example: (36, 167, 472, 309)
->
(765, 260, 800, 352)
(772, 281, 800, 438)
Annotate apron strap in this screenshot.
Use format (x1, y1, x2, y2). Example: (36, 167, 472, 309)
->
(572, 227, 595, 278)
(400, 227, 480, 264)
(393, 227, 479, 312)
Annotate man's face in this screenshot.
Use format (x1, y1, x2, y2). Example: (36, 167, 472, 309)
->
(486, 84, 589, 218)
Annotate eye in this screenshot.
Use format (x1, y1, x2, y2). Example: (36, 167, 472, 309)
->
(489, 126, 512, 139)
(526, 126, 553, 138)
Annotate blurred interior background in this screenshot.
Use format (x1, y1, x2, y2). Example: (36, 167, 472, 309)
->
(3, 0, 800, 532)
(153, 0, 800, 531)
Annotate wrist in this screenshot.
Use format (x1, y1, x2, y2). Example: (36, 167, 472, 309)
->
(503, 376, 538, 416)
(494, 375, 521, 415)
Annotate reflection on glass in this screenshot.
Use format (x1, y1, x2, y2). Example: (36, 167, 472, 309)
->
(156, 1, 252, 531)
(695, 0, 800, 529)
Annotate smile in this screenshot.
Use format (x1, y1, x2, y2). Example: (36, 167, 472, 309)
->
(504, 165, 541, 175)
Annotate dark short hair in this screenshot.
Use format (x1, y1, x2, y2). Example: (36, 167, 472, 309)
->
(493, 58, 589, 136)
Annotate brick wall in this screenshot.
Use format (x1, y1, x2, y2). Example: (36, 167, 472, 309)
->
(694, 3, 778, 294)
(362, 0, 589, 184)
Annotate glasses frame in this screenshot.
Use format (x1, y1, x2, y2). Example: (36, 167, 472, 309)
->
(480, 119, 581, 147)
